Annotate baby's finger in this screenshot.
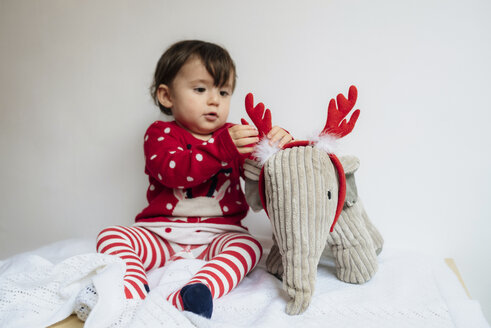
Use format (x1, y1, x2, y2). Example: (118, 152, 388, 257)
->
(229, 125, 256, 140)
(237, 146, 256, 154)
(235, 136, 259, 147)
(269, 131, 285, 146)
(267, 126, 281, 139)
(278, 133, 293, 148)
(234, 127, 259, 139)
(231, 124, 257, 134)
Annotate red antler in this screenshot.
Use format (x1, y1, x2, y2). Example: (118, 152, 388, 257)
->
(242, 93, 272, 138)
(321, 85, 360, 138)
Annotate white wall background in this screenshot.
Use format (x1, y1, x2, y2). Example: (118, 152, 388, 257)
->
(1, 0, 490, 322)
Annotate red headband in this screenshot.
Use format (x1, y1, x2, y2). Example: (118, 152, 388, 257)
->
(243, 86, 359, 232)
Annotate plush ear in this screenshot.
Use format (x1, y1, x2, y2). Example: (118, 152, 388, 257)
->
(339, 155, 360, 175)
(339, 155, 360, 206)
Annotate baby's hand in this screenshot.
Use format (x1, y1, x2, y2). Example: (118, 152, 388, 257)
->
(267, 126, 293, 148)
(228, 125, 259, 154)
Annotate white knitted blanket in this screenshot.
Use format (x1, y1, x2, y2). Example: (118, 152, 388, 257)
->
(0, 239, 489, 328)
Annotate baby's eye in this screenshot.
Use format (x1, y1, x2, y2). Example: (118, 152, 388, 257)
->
(220, 90, 230, 97)
(194, 87, 206, 93)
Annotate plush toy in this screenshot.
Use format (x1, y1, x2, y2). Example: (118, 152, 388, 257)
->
(242, 86, 383, 315)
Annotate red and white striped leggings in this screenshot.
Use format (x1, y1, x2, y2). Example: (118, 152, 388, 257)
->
(96, 226, 262, 308)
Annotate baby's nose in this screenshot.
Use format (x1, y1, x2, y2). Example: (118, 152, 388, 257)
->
(208, 91, 220, 105)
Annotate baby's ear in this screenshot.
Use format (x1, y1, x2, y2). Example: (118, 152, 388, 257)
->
(157, 84, 173, 108)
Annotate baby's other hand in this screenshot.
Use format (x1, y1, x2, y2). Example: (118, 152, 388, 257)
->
(267, 126, 293, 148)
(228, 125, 259, 155)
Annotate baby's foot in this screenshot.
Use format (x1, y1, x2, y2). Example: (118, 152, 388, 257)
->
(73, 283, 98, 321)
(180, 283, 213, 318)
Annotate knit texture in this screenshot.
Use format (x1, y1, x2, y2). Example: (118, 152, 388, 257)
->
(1, 239, 485, 327)
(135, 120, 250, 245)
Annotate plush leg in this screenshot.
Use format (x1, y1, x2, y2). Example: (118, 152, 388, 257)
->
(327, 203, 378, 284)
(167, 233, 262, 318)
(266, 235, 284, 279)
(97, 226, 173, 299)
(358, 199, 384, 254)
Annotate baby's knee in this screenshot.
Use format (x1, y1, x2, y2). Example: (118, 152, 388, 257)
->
(228, 233, 263, 258)
(96, 225, 131, 253)
(248, 235, 263, 255)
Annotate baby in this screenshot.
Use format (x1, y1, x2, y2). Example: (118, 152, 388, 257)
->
(95, 40, 292, 319)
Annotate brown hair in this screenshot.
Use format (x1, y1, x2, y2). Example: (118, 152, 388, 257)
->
(150, 40, 237, 115)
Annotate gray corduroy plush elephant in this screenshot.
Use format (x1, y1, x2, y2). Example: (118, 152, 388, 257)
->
(242, 86, 383, 315)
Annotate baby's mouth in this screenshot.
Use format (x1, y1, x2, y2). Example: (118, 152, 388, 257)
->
(204, 112, 218, 121)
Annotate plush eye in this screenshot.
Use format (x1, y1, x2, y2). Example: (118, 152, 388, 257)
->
(327, 190, 332, 200)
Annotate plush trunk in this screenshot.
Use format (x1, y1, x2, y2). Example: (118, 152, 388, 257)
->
(264, 146, 338, 315)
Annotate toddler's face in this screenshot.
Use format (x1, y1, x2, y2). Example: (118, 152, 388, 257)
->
(160, 57, 233, 140)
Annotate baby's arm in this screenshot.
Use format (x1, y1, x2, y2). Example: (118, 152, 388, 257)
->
(144, 122, 241, 189)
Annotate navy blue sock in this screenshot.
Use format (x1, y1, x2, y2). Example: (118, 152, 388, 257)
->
(180, 283, 213, 319)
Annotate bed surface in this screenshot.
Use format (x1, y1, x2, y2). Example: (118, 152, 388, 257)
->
(1, 238, 489, 328)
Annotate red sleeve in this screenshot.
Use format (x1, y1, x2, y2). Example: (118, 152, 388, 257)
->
(144, 122, 241, 189)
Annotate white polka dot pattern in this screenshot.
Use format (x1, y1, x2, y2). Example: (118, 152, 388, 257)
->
(140, 121, 251, 227)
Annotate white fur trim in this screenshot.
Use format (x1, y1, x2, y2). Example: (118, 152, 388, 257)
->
(252, 133, 339, 164)
(253, 138, 281, 165)
(310, 133, 339, 154)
